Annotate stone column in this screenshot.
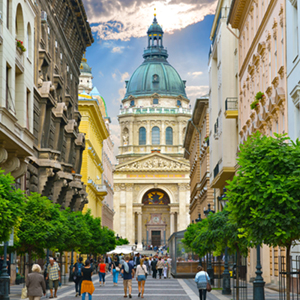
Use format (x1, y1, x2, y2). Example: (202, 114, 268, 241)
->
(126, 184, 134, 243)
(137, 212, 143, 250)
(170, 212, 175, 236)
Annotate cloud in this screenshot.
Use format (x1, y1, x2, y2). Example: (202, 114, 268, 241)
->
(188, 71, 203, 77)
(120, 72, 130, 83)
(109, 117, 121, 156)
(186, 85, 209, 106)
(112, 73, 117, 79)
(98, 71, 104, 77)
(84, 0, 217, 41)
(111, 46, 125, 53)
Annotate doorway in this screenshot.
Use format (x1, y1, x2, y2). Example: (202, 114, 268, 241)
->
(151, 231, 161, 247)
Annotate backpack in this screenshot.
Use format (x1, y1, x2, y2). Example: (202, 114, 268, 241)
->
(76, 263, 83, 277)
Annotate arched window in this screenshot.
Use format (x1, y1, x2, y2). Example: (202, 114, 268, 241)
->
(166, 127, 173, 145)
(130, 100, 135, 107)
(139, 127, 146, 145)
(177, 100, 182, 107)
(153, 98, 159, 105)
(152, 126, 160, 145)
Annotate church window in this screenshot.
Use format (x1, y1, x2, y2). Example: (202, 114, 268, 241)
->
(153, 98, 159, 105)
(152, 126, 160, 145)
(153, 74, 159, 83)
(166, 127, 173, 145)
(139, 127, 146, 145)
(177, 100, 182, 107)
(130, 100, 135, 107)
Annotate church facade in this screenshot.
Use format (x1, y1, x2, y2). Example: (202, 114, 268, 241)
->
(114, 15, 191, 250)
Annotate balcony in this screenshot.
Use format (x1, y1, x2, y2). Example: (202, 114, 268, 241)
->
(15, 46, 24, 73)
(211, 165, 236, 189)
(119, 107, 192, 116)
(225, 97, 238, 119)
(87, 179, 107, 196)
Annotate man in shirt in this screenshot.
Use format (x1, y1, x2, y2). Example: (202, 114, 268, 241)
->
(46, 257, 60, 298)
(121, 256, 135, 298)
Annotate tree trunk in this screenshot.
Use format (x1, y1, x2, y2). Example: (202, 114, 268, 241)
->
(286, 244, 291, 300)
(28, 249, 32, 275)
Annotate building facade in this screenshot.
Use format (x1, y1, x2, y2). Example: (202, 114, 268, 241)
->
(114, 14, 191, 249)
(208, 0, 239, 211)
(26, 0, 93, 211)
(78, 57, 115, 229)
(228, 0, 287, 285)
(78, 89, 109, 220)
(183, 96, 214, 223)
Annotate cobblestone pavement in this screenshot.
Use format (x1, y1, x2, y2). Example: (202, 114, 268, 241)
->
(9, 273, 281, 300)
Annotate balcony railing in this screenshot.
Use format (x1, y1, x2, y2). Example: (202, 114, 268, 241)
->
(225, 98, 238, 111)
(88, 179, 107, 194)
(119, 107, 192, 115)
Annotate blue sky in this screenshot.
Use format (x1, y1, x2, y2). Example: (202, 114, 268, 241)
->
(82, 0, 217, 150)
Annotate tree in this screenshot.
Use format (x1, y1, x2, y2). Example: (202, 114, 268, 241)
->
(0, 171, 26, 243)
(15, 193, 65, 267)
(116, 237, 129, 246)
(226, 132, 300, 300)
(100, 226, 116, 253)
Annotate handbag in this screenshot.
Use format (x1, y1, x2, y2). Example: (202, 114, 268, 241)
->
(206, 274, 212, 292)
(21, 286, 28, 299)
(114, 261, 120, 272)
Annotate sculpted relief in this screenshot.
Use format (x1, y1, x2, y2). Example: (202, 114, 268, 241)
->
(118, 156, 189, 171)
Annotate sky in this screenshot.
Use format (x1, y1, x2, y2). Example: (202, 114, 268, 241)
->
(82, 0, 217, 154)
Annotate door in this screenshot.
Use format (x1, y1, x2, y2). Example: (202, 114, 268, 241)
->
(151, 231, 161, 247)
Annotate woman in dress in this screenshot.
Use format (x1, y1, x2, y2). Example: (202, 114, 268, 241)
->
(111, 255, 120, 286)
(136, 258, 148, 298)
(81, 259, 95, 300)
(194, 266, 210, 300)
(26, 264, 46, 300)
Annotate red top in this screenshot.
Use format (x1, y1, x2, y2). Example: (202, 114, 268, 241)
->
(99, 263, 106, 273)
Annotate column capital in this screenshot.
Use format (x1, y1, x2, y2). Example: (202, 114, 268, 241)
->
(137, 211, 142, 215)
(170, 212, 176, 215)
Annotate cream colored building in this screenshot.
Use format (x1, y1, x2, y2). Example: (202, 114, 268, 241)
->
(228, 0, 287, 285)
(0, 0, 35, 182)
(114, 15, 191, 249)
(208, 0, 239, 210)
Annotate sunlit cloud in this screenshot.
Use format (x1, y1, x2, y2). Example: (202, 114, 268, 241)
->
(186, 85, 209, 106)
(188, 71, 203, 77)
(83, 0, 217, 41)
(112, 46, 125, 53)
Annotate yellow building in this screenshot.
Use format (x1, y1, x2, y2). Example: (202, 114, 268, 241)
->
(78, 89, 109, 219)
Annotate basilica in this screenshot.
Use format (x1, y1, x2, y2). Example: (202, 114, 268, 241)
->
(113, 14, 191, 250)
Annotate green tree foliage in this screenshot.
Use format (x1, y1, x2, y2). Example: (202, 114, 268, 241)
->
(15, 193, 65, 263)
(116, 238, 129, 246)
(226, 132, 300, 300)
(100, 226, 116, 253)
(0, 171, 26, 243)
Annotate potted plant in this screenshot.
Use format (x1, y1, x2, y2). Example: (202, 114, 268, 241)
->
(16, 39, 26, 52)
(250, 91, 265, 109)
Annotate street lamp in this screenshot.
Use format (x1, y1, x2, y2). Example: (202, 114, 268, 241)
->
(253, 245, 265, 299)
(0, 241, 10, 300)
(217, 188, 231, 295)
(204, 204, 215, 285)
(195, 214, 202, 266)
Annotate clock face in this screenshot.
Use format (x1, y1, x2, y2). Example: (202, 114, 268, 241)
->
(153, 217, 159, 223)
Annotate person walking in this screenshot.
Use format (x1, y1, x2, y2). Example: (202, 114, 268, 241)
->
(81, 259, 95, 300)
(98, 258, 107, 286)
(163, 258, 168, 279)
(46, 257, 60, 298)
(136, 258, 148, 298)
(73, 257, 84, 297)
(195, 266, 210, 300)
(167, 256, 172, 279)
(156, 257, 164, 279)
(26, 264, 46, 300)
(151, 257, 157, 279)
(121, 255, 135, 298)
(111, 255, 120, 286)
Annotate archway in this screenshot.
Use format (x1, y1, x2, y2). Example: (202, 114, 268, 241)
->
(139, 189, 171, 249)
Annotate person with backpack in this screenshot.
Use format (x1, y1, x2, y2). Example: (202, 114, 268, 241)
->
(121, 255, 135, 298)
(73, 257, 84, 297)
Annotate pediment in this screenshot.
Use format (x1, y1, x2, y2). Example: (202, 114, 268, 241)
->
(115, 153, 190, 172)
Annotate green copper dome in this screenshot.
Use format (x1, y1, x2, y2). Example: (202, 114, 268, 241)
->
(80, 57, 92, 74)
(124, 16, 187, 99)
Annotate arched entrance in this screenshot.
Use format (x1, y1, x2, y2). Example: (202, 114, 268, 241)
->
(141, 189, 170, 248)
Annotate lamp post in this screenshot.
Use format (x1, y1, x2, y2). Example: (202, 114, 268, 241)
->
(195, 214, 202, 266)
(204, 204, 215, 285)
(253, 245, 265, 300)
(69, 250, 74, 282)
(217, 188, 231, 295)
(0, 242, 10, 300)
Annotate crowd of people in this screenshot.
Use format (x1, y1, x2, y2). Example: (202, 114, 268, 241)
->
(19, 251, 211, 300)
